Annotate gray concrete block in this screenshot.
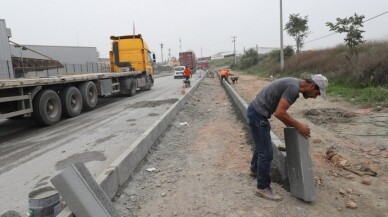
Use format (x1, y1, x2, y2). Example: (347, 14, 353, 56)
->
(284, 127, 315, 202)
(96, 166, 119, 199)
(51, 163, 121, 217)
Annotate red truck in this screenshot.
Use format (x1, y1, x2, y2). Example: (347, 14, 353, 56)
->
(197, 57, 210, 69)
(179, 51, 196, 71)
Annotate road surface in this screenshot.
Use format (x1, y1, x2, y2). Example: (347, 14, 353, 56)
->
(0, 74, 201, 215)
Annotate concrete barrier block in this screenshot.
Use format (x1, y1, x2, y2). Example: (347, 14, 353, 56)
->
(96, 166, 119, 199)
(51, 163, 121, 217)
(284, 127, 315, 202)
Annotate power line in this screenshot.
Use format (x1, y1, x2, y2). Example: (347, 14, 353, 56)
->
(305, 10, 388, 45)
(364, 10, 388, 22)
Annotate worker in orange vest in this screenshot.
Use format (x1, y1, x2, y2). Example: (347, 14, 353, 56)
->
(220, 69, 232, 85)
(183, 67, 192, 86)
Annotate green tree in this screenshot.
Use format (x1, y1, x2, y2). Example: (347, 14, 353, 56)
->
(326, 13, 365, 55)
(269, 46, 294, 62)
(239, 48, 259, 69)
(284, 14, 311, 53)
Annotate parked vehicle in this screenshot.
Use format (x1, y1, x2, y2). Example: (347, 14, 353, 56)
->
(173, 66, 185, 79)
(0, 34, 156, 126)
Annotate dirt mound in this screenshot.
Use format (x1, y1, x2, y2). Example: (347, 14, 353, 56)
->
(303, 108, 356, 124)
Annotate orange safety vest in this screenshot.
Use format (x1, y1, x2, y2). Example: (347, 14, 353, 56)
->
(184, 68, 191, 77)
(220, 70, 229, 76)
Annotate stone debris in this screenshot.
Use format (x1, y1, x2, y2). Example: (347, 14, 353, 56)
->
(346, 200, 357, 209)
(0, 211, 22, 217)
(361, 178, 371, 185)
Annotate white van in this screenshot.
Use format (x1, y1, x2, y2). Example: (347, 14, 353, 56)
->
(174, 66, 185, 79)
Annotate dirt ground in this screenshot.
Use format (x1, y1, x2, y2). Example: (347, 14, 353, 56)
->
(113, 73, 387, 217)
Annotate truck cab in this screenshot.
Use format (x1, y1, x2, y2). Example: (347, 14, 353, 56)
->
(109, 34, 156, 74)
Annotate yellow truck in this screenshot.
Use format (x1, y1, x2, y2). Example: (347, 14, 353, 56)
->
(110, 34, 155, 94)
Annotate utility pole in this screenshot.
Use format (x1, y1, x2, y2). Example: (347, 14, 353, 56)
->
(279, 0, 284, 72)
(201, 47, 202, 58)
(231, 36, 237, 65)
(168, 48, 171, 63)
(160, 43, 164, 64)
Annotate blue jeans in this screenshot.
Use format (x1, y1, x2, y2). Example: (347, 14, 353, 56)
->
(247, 104, 273, 189)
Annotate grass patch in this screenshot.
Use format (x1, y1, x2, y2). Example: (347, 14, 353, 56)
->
(244, 64, 272, 78)
(209, 58, 234, 68)
(328, 82, 388, 108)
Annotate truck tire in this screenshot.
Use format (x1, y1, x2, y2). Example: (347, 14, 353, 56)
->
(129, 79, 137, 96)
(60, 86, 83, 118)
(32, 89, 62, 126)
(79, 81, 98, 110)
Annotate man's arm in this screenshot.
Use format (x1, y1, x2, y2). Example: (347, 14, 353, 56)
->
(274, 98, 311, 138)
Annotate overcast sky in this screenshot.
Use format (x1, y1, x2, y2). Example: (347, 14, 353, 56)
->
(1, 0, 388, 60)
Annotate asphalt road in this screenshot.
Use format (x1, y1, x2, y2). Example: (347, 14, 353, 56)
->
(0, 74, 201, 215)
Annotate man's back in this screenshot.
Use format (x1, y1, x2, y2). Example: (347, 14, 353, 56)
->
(251, 77, 300, 118)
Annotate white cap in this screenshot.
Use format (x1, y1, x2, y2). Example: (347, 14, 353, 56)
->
(311, 74, 328, 97)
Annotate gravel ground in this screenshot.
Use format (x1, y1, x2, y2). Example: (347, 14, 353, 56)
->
(113, 74, 387, 217)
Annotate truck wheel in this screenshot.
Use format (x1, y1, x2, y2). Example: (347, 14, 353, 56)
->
(79, 81, 98, 110)
(129, 79, 137, 96)
(60, 86, 83, 117)
(32, 89, 62, 126)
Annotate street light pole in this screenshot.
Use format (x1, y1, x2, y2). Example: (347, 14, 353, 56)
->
(280, 0, 284, 72)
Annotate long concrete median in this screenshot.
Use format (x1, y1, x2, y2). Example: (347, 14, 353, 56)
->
(57, 74, 206, 217)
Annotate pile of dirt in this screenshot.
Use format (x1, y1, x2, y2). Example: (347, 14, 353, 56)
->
(303, 108, 356, 125)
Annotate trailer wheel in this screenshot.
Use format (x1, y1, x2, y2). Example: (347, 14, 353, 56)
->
(32, 89, 62, 126)
(60, 86, 83, 117)
(129, 79, 137, 96)
(79, 81, 98, 110)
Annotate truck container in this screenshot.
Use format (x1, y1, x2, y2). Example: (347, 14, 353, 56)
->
(179, 51, 196, 72)
(0, 30, 155, 126)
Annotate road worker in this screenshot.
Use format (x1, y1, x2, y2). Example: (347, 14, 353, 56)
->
(219, 69, 232, 85)
(183, 67, 192, 86)
(248, 74, 328, 201)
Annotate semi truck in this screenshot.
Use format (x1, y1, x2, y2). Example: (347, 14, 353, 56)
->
(0, 34, 155, 126)
(179, 51, 196, 72)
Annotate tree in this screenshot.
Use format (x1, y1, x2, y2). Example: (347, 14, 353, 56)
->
(326, 13, 365, 55)
(239, 48, 259, 69)
(284, 14, 311, 53)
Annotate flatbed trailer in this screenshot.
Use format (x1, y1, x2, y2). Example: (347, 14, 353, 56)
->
(0, 71, 153, 125)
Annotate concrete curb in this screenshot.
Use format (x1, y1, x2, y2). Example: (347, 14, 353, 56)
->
(220, 78, 289, 185)
(57, 75, 206, 217)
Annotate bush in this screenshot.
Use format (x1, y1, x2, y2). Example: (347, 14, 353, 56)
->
(238, 48, 259, 69)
